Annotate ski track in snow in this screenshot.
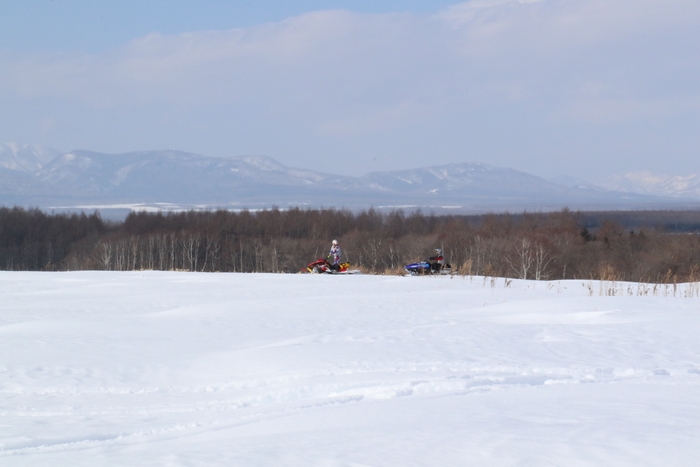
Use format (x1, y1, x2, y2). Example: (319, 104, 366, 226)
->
(1, 271, 699, 466)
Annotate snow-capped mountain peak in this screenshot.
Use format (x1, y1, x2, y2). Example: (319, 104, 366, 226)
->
(0, 143, 62, 172)
(599, 171, 700, 199)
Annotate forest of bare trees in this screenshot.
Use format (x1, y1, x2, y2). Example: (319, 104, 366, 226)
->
(2, 206, 700, 283)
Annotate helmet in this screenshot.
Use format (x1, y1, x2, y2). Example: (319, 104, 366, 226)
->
(332, 239, 338, 245)
(435, 248, 443, 255)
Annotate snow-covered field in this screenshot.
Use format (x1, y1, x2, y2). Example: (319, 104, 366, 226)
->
(1, 271, 699, 466)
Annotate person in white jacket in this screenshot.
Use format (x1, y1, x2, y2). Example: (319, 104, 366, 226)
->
(328, 239, 342, 270)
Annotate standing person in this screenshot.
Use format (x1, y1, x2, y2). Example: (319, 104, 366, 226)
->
(328, 239, 342, 271)
(428, 248, 444, 273)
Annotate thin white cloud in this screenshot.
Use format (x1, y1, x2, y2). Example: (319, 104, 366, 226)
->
(435, 0, 544, 27)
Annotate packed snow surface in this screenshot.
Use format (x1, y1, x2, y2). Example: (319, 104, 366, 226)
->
(1, 271, 699, 466)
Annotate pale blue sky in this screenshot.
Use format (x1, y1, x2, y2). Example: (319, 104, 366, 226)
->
(0, 1, 457, 52)
(1, 0, 699, 181)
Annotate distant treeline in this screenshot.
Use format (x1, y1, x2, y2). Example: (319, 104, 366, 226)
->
(2, 206, 700, 282)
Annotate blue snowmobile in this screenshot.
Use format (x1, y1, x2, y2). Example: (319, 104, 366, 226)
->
(404, 249, 452, 275)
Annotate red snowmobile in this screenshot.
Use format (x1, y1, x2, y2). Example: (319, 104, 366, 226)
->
(304, 257, 353, 274)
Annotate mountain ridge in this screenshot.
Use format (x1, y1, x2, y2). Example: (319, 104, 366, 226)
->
(1, 145, 697, 213)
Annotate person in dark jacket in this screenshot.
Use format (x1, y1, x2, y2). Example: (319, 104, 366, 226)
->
(428, 248, 444, 272)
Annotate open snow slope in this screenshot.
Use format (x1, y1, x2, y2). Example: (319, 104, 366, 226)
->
(1, 272, 699, 466)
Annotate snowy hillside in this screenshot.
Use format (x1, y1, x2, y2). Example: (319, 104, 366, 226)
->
(0, 143, 60, 172)
(362, 162, 572, 197)
(600, 171, 700, 199)
(2, 271, 699, 466)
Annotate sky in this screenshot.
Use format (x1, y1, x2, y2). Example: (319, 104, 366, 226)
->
(1, 0, 699, 181)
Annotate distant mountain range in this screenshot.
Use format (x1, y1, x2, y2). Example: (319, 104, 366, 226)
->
(1, 143, 698, 215)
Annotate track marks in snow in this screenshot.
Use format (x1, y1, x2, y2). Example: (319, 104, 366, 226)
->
(3, 367, 700, 459)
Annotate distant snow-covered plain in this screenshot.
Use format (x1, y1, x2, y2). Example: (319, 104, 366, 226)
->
(1, 271, 699, 466)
